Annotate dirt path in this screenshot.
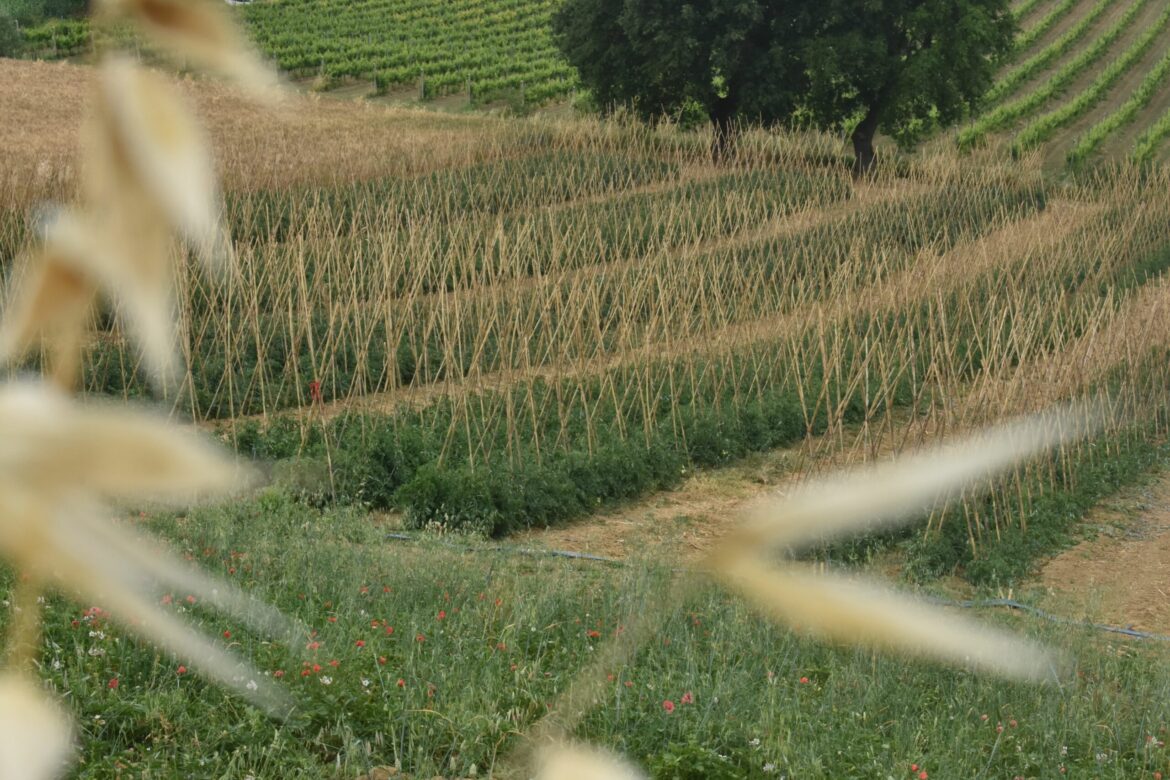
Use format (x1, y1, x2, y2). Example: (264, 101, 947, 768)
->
(1037, 467, 1170, 635)
(512, 445, 805, 560)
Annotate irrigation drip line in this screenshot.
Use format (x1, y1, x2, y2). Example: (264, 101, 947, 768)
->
(384, 533, 1170, 642)
(384, 532, 624, 564)
(931, 597, 1170, 642)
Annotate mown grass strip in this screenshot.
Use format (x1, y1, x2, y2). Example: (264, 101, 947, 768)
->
(959, 0, 1150, 148)
(1067, 47, 1170, 165)
(985, 0, 1112, 106)
(1013, 3, 1170, 150)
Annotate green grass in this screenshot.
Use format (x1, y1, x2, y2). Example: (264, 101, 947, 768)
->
(19, 490, 1170, 778)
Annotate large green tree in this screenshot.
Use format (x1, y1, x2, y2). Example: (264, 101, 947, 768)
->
(554, 0, 1015, 172)
(805, 0, 1015, 173)
(552, 0, 813, 159)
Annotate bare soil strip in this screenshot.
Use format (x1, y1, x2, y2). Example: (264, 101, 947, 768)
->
(1037, 469, 1170, 635)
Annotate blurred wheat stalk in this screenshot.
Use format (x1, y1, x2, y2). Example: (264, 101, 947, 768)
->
(0, 2, 1101, 778)
(0, 0, 286, 776)
(519, 406, 1097, 779)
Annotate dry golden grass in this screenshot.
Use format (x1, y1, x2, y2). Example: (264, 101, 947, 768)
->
(0, 58, 520, 201)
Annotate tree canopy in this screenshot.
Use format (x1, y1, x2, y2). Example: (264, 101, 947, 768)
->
(0, 0, 88, 56)
(553, 0, 1016, 172)
(806, 0, 1015, 171)
(552, 0, 812, 158)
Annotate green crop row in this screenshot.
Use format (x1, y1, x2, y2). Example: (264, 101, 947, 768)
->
(226, 148, 679, 242)
(240, 0, 575, 103)
(233, 333, 917, 536)
(1011, 0, 1046, 22)
(1012, 0, 1081, 54)
(1066, 47, 1170, 165)
(1013, 3, 1170, 150)
(958, 0, 1150, 148)
(908, 348, 1170, 586)
(1131, 104, 1170, 162)
(984, 0, 1112, 106)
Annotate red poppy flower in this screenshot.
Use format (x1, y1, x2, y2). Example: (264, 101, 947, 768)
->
(662, 700, 675, 714)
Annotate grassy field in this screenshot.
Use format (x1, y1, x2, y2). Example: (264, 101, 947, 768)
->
(7, 52, 1170, 778)
(12, 491, 1170, 778)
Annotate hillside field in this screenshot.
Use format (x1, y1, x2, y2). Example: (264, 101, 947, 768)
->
(11, 0, 1170, 166)
(962, 0, 1170, 166)
(6, 31, 1170, 780)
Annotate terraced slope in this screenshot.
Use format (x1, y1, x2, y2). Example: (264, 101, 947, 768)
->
(239, 0, 577, 103)
(14, 0, 580, 106)
(964, 0, 1170, 166)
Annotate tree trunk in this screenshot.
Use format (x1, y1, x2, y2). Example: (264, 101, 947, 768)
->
(850, 108, 881, 178)
(710, 99, 737, 164)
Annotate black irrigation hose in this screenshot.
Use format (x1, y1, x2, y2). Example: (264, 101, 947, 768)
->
(930, 597, 1170, 643)
(385, 532, 624, 564)
(385, 533, 1170, 642)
